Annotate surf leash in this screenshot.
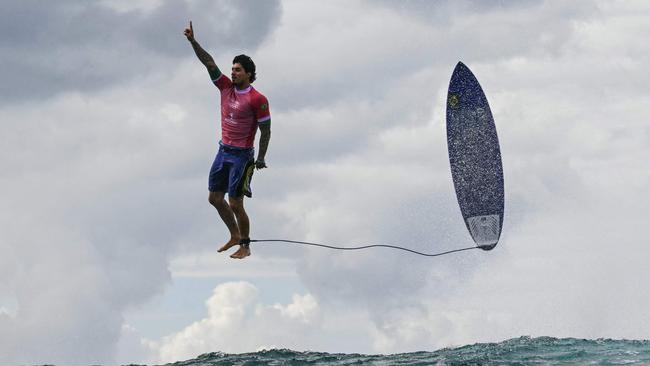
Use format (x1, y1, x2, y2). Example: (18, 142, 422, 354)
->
(248, 239, 482, 257)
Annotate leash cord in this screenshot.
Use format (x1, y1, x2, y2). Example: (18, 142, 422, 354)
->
(249, 239, 480, 257)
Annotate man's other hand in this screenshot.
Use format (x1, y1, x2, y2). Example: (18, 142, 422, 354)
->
(255, 159, 267, 170)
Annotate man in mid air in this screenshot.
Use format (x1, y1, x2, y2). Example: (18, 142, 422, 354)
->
(184, 21, 271, 259)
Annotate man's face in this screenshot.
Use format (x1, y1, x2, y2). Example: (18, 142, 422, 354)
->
(231, 63, 250, 85)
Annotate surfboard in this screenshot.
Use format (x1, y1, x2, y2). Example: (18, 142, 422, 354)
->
(446, 62, 504, 250)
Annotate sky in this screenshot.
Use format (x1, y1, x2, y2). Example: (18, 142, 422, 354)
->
(1, 0, 649, 365)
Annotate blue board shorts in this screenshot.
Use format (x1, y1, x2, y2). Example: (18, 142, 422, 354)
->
(208, 143, 255, 198)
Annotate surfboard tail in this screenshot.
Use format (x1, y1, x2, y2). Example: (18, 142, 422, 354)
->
(466, 214, 500, 249)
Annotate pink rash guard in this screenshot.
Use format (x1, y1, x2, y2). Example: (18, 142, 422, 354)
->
(213, 73, 271, 148)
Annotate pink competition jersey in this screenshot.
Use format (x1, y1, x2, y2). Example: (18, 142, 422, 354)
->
(213, 73, 271, 148)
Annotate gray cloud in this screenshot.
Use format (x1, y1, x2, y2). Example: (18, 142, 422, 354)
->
(257, 0, 603, 170)
(0, 0, 281, 104)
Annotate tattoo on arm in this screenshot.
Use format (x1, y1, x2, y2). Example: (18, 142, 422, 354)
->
(190, 40, 221, 77)
(257, 124, 271, 160)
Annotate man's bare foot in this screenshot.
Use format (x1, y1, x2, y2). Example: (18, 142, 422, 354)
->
(230, 245, 251, 259)
(218, 236, 241, 252)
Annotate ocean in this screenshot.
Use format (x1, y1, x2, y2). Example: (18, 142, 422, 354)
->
(148, 336, 650, 366)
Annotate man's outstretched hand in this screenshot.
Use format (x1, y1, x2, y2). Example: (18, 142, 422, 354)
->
(183, 21, 194, 42)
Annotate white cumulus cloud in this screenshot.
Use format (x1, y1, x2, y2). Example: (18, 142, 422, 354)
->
(152, 282, 322, 363)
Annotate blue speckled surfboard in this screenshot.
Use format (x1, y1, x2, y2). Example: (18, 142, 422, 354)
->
(446, 62, 504, 250)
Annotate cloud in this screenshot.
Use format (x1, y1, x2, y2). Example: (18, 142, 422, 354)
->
(0, 0, 281, 104)
(153, 282, 324, 363)
(0, 72, 211, 364)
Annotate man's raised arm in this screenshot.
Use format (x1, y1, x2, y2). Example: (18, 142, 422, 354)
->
(184, 21, 221, 79)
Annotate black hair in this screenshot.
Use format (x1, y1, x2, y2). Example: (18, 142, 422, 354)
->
(232, 54, 256, 83)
